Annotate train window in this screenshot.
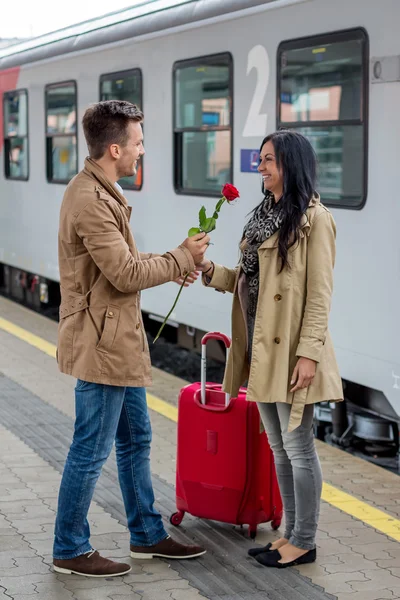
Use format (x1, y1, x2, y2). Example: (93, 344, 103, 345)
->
(45, 81, 78, 183)
(100, 69, 143, 190)
(173, 53, 233, 196)
(3, 89, 29, 180)
(278, 29, 368, 209)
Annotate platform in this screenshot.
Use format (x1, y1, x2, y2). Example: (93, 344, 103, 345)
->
(0, 296, 399, 600)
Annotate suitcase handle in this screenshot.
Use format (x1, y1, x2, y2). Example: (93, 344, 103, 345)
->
(201, 332, 231, 407)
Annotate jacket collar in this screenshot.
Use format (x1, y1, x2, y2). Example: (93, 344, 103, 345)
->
(84, 157, 128, 208)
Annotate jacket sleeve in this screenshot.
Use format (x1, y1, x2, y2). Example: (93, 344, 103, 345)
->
(139, 252, 161, 260)
(75, 201, 194, 293)
(202, 263, 239, 294)
(296, 211, 336, 363)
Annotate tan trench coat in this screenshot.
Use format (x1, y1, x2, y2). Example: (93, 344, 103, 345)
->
(57, 158, 195, 386)
(205, 195, 343, 431)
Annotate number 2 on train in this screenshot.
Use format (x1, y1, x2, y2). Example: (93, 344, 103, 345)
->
(242, 45, 270, 138)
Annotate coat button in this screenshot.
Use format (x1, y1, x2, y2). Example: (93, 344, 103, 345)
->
(274, 337, 281, 344)
(108, 311, 114, 317)
(136, 323, 140, 329)
(274, 294, 282, 301)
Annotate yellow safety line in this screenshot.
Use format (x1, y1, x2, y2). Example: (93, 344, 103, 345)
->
(0, 315, 399, 542)
(147, 393, 178, 422)
(0, 317, 56, 358)
(322, 482, 400, 540)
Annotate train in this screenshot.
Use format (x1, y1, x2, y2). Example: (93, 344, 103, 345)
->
(0, 0, 399, 461)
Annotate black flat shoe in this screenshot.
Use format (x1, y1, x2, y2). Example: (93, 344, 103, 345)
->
(255, 548, 316, 568)
(248, 542, 272, 557)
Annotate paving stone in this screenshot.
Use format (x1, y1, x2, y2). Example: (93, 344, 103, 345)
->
(90, 519, 127, 535)
(351, 542, 400, 560)
(335, 591, 395, 600)
(3, 357, 399, 600)
(347, 569, 400, 592)
(0, 534, 31, 552)
(0, 489, 38, 502)
(4, 506, 55, 522)
(0, 556, 17, 569)
(0, 549, 37, 560)
(60, 577, 127, 592)
(0, 556, 51, 577)
(321, 553, 382, 573)
(90, 533, 127, 551)
(295, 563, 330, 578)
(62, 583, 137, 600)
(106, 595, 143, 600)
(22, 530, 54, 542)
(0, 500, 45, 515)
(314, 537, 354, 557)
(376, 558, 400, 569)
(0, 572, 57, 595)
(170, 589, 208, 600)
(10, 467, 61, 483)
(341, 530, 394, 547)
(10, 517, 54, 534)
(20, 535, 53, 556)
(31, 581, 76, 599)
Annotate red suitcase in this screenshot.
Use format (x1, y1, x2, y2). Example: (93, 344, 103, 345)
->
(170, 332, 283, 538)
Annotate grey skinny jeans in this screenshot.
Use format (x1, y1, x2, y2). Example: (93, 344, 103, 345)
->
(257, 402, 322, 550)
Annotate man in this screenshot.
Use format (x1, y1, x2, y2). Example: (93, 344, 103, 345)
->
(54, 100, 209, 578)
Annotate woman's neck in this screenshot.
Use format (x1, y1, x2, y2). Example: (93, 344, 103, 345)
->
(272, 189, 283, 203)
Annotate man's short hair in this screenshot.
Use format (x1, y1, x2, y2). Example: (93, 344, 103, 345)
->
(82, 100, 143, 160)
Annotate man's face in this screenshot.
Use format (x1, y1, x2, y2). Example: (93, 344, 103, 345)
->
(116, 121, 145, 180)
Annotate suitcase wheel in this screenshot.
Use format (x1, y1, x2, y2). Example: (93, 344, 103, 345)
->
(170, 511, 185, 526)
(249, 526, 257, 540)
(271, 519, 281, 531)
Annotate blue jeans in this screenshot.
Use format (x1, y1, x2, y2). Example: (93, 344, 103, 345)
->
(257, 403, 322, 551)
(53, 382, 168, 559)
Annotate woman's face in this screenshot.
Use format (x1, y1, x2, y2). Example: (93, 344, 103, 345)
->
(257, 140, 283, 199)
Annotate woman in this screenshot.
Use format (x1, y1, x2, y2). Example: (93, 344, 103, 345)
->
(199, 130, 343, 568)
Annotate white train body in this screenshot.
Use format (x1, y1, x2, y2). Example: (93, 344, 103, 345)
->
(0, 0, 399, 424)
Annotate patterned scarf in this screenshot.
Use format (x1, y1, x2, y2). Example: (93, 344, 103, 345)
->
(241, 194, 284, 358)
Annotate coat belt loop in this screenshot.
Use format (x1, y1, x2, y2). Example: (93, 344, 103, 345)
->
(287, 387, 308, 432)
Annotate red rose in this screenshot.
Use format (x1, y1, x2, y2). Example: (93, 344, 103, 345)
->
(222, 183, 240, 202)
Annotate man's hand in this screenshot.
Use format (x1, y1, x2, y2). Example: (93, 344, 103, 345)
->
(175, 271, 200, 287)
(182, 233, 210, 265)
(290, 357, 317, 393)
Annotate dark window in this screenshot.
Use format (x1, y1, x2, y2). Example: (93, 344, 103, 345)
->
(100, 69, 143, 190)
(174, 53, 233, 196)
(45, 81, 77, 183)
(4, 89, 29, 180)
(278, 29, 368, 208)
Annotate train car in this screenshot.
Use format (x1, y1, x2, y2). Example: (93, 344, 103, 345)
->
(0, 0, 399, 455)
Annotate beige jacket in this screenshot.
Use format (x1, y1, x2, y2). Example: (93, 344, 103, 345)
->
(205, 195, 343, 431)
(57, 158, 194, 386)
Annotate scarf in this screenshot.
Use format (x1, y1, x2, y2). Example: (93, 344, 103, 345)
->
(241, 194, 284, 358)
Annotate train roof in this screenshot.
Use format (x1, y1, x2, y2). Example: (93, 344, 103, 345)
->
(0, 0, 273, 70)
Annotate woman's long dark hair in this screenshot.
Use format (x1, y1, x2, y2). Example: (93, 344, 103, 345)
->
(257, 130, 317, 272)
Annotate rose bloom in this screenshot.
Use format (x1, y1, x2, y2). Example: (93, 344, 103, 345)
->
(222, 183, 240, 202)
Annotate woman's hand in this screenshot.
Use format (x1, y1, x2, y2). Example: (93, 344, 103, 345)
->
(175, 271, 200, 287)
(196, 259, 213, 273)
(290, 357, 317, 392)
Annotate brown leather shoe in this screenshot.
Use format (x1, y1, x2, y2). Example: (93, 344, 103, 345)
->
(130, 535, 206, 560)
(53, 550, 131, 577)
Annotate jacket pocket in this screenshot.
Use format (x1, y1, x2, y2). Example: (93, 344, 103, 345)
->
(96, 305, 121, 353)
